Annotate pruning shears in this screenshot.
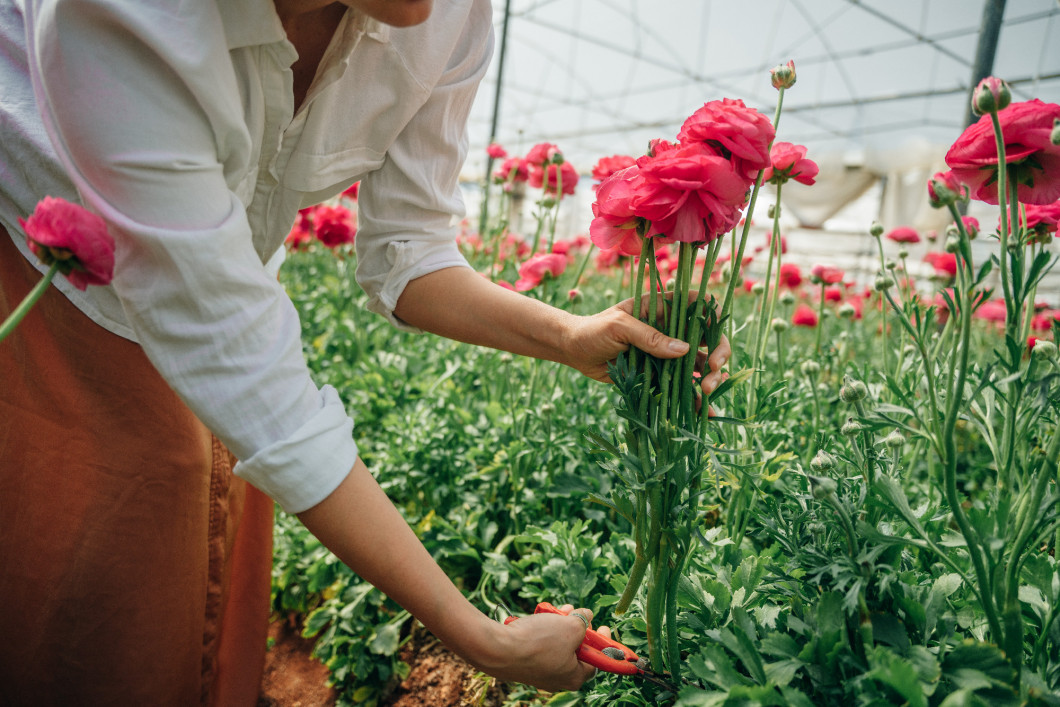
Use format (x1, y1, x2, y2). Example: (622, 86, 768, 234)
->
(502, 602, 681, 691)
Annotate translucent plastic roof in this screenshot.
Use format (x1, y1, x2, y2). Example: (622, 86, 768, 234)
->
(464, 0, 1060, 179)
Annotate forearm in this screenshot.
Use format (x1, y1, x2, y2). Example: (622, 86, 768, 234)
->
(393, 266, 579, 366)
(296, 457, 504, 667)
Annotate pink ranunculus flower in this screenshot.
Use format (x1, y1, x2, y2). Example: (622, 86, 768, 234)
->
(311, 204, 356, 248)
(630, 143, 749, 245)
(486, 142, 508, 159)
(824, 286, 843, 302)
(514, 253, 567, 291)
(810, 263, 845, 285)
(924, 251, 958, 278)
(762, 142, 818, 186)
(791, 303, 818, 327)
(590, 165, 646, 256)
(974, 298, 1008, 323)
(525, 142, 562, 167)
(494, 157, 529, 184)
(962, 216, 981, 239)
(677, 98, 776, 181)
(778, 262, 803, 288)
(285, 208, 315, 251)
(946, 99, 1060, 205)
(1023, 200, 1060, 235)
(341, 182, 360, 201)
(885, 226, 920, 244)
(927, 170, 964, 207)
(20, 196, 115, 290)
(591, 154, 637, 183)
(528, 161, 579, 197)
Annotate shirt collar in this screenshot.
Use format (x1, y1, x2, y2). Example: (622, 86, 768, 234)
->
(218, 0, 390, 52)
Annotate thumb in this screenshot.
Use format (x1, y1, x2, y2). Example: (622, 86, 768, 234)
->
(625, 317, 688, 359)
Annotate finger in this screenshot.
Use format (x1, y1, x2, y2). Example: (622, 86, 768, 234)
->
(622, 315, 688, 360)
(570, 608, 594, 630)
(701, 369, 725, 396)
(708, 335, 732, 372)
(595, 625, 612, 640)
(557, 604, 574, 615)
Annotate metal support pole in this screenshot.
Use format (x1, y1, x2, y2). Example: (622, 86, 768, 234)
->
(478, 0, 513, 238)
(963, 0, 1007, 128)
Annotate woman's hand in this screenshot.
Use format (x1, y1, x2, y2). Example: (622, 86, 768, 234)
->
(466, 604, 609, 693)
(562, 294, 732, 400)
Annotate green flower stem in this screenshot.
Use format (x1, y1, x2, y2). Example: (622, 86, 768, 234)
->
(719, 83, 783, 327)
(665, 548, 686, 681)
(941, 203, 1004, 643)
(881, 288, 943, 457)
(997, 178, 1026, 498)
(645, 535, 671, 673)
(567, 244, 596, 297)
(814, 284, 826, 353)
(990, 112, 1013, 330)
(0, 262, 58, 344)
(873, 236, 892, 377)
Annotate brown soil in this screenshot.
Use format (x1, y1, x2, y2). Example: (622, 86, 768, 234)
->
(257, 618, 515, 707)
(257, 617, 338, 707)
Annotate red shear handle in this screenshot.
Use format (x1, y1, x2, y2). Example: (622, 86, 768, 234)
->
(503, 602, 643, 675)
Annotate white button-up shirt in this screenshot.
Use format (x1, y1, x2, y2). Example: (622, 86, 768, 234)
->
(0, 0, 493, 512)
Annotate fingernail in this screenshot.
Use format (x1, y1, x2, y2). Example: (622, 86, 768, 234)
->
(668, 340, 689, 354)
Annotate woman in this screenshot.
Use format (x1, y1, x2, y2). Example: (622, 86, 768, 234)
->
(0, 0, 729, 704)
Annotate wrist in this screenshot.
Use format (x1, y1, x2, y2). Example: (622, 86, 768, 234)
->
(436, 608, 511, 673)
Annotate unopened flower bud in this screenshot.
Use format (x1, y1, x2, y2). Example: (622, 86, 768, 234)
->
(883, 429, 905, 448)
(838, 302, 856, 319)
(927, 171, 965, 208)
(541, 196, 557, 208)
(898, 247, 909, 259)
(926, 230, 938, 242)
(874, 274, 895, 291)
(885, 259, 897, 271)
(768, 204, 778, 219)
(771, 317, 790, 333)
(780, 291, 796, 305)
(568, 288, 582, 304)
(801, 360, 820, 376)
(540, 402, 555, 416)
(810, 450, 836, 472)
(841, 417, 863, 436)
(945, 235, 960, 253)
(1031, 339, 1058, 359)
(870, 222, 884, 238)
(971, 76, 1012, 116)
(499, 352, 513, 363)
(751, 282, 766, 295)
(808, 474, 838, 499)
(1052, 118, 1060, 146)
(770, 60, 796, 90)
(666, 278, 676, 291)
(839, 377, 868, 402)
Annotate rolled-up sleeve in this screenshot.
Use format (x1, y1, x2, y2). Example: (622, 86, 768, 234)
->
(354, 2, 494, 331)
(24, 0, 356, 512)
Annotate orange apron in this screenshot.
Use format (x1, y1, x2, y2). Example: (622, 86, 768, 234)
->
(0, 230, 274, 706)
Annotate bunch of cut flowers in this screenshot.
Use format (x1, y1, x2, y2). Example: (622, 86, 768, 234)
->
(586, 63, 806, 679)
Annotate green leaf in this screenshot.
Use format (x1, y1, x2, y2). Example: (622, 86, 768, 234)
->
(865, 647, 927, 707)
(544, 692, 584, 707)
(368, 621, 402, 655)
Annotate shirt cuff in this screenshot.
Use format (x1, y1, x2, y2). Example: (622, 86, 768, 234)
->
(364, 239, 472, 332)
(233, 384, 358, 513)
